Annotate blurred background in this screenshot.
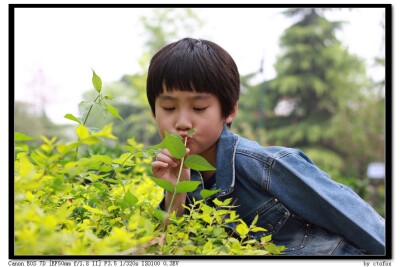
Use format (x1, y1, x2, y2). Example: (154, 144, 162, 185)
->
(14, 7, 386, 216)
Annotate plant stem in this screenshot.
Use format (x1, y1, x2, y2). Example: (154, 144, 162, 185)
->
(111, 164, 127, 195)
(217, 227, 236, 255)
(167, 137, 188, 215)
(74, 94, 101, 161)
(119, 214, 134, 255)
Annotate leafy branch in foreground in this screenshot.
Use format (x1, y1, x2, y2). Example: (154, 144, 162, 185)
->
(64, 70, 123, 160)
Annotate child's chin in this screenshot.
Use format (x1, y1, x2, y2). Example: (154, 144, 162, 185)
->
(186, 144, 196, 154)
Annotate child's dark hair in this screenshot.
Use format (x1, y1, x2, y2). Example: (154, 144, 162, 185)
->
(146, 38, 240, 122)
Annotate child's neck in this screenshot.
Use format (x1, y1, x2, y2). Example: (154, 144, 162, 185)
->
(201, 170, 215, 182)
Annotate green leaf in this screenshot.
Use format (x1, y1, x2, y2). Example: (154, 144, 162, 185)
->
(250, 214, 259, 228)
(164, 131, 186, 159)
(124, 145, 135, 153)
(222, 198, 232, 206)
(144, 146, 163, 157)
(261, 235, 272, 243)
(99, 165, 114, 172)
(120, 153, 134, 161)
(83, 204, 104, 215)
(30, 152, 45, 165)
(200, 189, 221, 199)
(201, 204, 213, 214)
(184, 245, 197, 251)
(15, 132, 38, 141)
(204, 241, 213, 251)
(92, 69, 102, 93)
(123, 190, 138, 207)
(41, 135, 56, 145)
(212, 227, 224, 237)
(76, 125, 90, 139)
(243, 239, 258, 245)
(102, 178, 121, 184)
(92, 124, 117, 140)
(213, 198, 223, 206)
(115, 166, 129, 172)
(150, 177, 174, 192)
(81, 136, 102, 144)
(202, 214, 212, 224)
(176, 181, 201, 193)
(184, 155, 216, 171)
(57, 142, 80, 154)
(113, 159, 135, 167)
(154, 209, 168, 221)
(90, 154, 112, 164)
(78, 101, 93, 118)
(86, 127, 100, 133)
(250, 227, 268, 232)
(236, 222, 249, 236)
(187, 128, 195, 137)
(135, 152, 150, 158)
(107, 104, 123, 121)
(99, 100, 108, 119)
(231, 242, 242, 250)
(115, 201, 129, 210)
(228, 237, 240, 244)
(64, 114, 82, 124)
(15, 142, 28, 151)
(154, 138, 167, 149)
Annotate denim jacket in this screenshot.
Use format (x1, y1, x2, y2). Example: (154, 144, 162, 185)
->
(158, 126, 385, 255)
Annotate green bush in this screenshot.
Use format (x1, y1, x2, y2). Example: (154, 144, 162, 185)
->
(13, 70, 285, 256)
(14, 127, 284, 255)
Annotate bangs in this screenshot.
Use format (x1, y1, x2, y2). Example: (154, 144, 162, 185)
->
(152, 39, 220, 96)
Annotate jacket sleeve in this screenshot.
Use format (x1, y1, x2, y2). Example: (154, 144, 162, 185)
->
(267, 148, 385, 255)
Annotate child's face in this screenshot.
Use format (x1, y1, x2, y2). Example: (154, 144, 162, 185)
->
(152, 85, 237, 161)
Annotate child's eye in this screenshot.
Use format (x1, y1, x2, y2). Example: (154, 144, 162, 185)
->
(194, 107, 207, 111)
(162, 107, 175, 111)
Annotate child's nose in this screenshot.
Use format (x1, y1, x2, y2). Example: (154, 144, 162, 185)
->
(175, 112, 192, 131)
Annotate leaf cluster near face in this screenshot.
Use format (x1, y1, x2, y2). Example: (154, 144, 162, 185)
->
(150, 129, 216, 196)
(161, 130, 215, 171)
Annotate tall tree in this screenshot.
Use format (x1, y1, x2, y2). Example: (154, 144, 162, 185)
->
(235, 8, 373, 177)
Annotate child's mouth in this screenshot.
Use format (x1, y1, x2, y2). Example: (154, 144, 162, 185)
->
(180, 134, 192, 144)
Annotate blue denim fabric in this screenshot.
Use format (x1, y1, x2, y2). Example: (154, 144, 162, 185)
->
(158, 125, 385, 255)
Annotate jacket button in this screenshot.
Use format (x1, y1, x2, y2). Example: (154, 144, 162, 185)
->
(274, 199, 278, 202)
(284, 212, 288, 216)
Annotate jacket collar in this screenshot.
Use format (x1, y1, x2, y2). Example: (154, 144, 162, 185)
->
(215, 125, 239, 199)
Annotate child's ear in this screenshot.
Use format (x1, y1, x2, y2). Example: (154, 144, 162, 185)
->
(224, 102, 238, 124)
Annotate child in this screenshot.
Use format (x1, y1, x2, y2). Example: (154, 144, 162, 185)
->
(146, 38, 385, 255)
